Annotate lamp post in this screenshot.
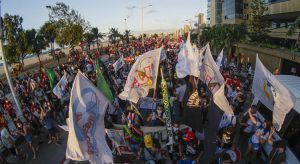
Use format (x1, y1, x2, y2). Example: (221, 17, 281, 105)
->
(141, 0, 152, 47)
(0, 0, 23, 116)
(124, 18, 127, 31)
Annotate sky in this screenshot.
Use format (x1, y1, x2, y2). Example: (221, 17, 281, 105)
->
(1, 0, 207, 33)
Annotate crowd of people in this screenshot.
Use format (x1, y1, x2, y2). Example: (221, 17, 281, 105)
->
(0, 35, 287, 164)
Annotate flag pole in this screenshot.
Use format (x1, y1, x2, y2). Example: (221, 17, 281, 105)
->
(152, 47, 162, 99)
(0, 1, 23, 118)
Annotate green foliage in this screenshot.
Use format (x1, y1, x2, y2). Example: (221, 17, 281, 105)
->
(247, 0, 269, 42)
(84, 27, 105, 50)
(24, 29, 37, 54)
(40, 21, 58, 51)
(287, 16, 300, 50)
(200, 23, 247, 54)
(16, 30, 28, 63)
(108, 28, 121, 44)
(2, 14, 23, 63)
(91, 27, 105, 50)
(46, 2, 90, 47)
(123, 30, 131, 44)
(32, 30, 47, 57)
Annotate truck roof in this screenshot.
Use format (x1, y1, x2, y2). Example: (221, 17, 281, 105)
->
(276, 75, 300, 114)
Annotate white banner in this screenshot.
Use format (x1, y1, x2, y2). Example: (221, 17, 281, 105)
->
(216, 49, 224, 70)
(119, 48, 161, 103)
(53, 73, 68, 99)
(213, 84, 234, 115)
(176, 32, 202, 78)
(200, 44, 224, 94)
(66, 71, 113, 164)
(252, 55, 296, 130)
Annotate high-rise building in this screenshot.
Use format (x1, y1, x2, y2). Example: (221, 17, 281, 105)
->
(198, 13, 205, 25)
(264, 0, 300, 40)
(222, 0, 246, 24)
(207, 0, 222, 26)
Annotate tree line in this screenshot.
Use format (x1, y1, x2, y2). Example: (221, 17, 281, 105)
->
(0, 2, 133, 67)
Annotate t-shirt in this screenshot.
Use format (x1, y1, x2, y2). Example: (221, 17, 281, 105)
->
(243, 112, 261, 133)
(219, 113, 236, 129)
(251, 128, 270, 149)
(176, 84, 187, 102)
(0, 128, 13, 148)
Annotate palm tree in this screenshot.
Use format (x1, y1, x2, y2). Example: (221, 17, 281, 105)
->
(123, 30, 131, 44)
(153, 33, 158, 39)
(91, 27, 105, 50)
(84, 32, 94, 51)
(108, 28, 121, 45)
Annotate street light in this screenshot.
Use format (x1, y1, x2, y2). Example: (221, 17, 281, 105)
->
(0, 1, 23, 116)
(124, 18, 127, 31)
(141, 1, 152, 47)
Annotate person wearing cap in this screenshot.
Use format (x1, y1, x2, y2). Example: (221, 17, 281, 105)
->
(179, 130, 204, 163)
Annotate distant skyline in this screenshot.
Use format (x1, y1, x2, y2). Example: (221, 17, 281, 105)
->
(1, 0, 207, 33)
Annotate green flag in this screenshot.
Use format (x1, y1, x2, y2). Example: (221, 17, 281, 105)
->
(96, 59, 114, 103)
(46, 68, 56, 90)
(161, 68, 174, 141)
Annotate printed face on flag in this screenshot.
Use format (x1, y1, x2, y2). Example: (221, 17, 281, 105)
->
(200, 44, 224, 94)
(72, 87, 102, 154)
(67, 71, 112, 163)
(119, 48, 161, 103)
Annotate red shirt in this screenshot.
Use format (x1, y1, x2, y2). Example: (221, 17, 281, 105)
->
(3, 101, 15, 115)
(0, 114, 6, 127)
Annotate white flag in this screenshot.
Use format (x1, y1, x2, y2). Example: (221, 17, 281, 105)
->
(53, 73, 68, 99)
(66, 71, 113, 163)
(119, 48, 161, 103)
(213, 84, 234, 115)
(113, 55, 125, 72)
(216, 49, 224, 70)
(176, 32, 201, 78)
(200, 44, 224, 94)
(252, 55, 296, 130)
